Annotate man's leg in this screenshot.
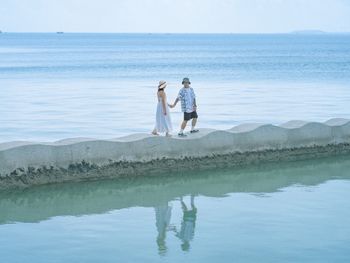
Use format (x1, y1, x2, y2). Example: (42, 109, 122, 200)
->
(190, 112, 199, 133)
(191, 118, 197, 130)
(180, 196, 188, 212)
(179, 113, 190, 136)
(190, 194, 195, 209)
(179, 120, 187, 136)
(179, 120, 188, 136)
(181, 120, 188, 130)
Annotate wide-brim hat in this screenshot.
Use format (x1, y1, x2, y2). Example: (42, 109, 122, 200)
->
(182, 77, 191, 84)
(158, 80, 167, 89)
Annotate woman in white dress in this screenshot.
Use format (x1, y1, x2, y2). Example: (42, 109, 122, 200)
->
(152, 80, 173, 137)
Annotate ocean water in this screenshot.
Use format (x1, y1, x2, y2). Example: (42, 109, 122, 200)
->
(1, 156, 350, 262)
(1, 33, 350, 263)
(1, 33, 350, 141)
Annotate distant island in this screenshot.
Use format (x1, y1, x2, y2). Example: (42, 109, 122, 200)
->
(291, 30, 327, 34)
(56, 32, 64, 34)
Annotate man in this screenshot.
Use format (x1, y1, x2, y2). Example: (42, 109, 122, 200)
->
(174, 195, 197, 251)
(170, 77, 199, 137)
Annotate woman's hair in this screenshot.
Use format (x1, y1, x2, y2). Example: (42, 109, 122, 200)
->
(158, 84, 166, 92)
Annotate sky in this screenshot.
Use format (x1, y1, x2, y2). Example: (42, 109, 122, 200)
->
(1, 0, 350, 33)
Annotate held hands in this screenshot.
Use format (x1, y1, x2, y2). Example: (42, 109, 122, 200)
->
(168, 103, 175, 109)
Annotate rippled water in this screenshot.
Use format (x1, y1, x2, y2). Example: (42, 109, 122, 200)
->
(1, 156, 350, 262)
(1, 33, 350, 141)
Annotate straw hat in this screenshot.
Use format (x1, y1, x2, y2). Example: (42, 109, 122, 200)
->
(158, 80, 167, 89)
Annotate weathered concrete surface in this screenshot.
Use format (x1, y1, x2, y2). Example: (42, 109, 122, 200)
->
(1, 118, 350, 189)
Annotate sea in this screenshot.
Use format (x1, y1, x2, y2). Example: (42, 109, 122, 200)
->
(1, 33, 350, 262)
(1, 33, 350, 142)
(1, 156, 350, 262)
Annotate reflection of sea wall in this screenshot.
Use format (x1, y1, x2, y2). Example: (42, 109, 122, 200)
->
(1, 118, 350, 189)
(1, 155, 350, 224)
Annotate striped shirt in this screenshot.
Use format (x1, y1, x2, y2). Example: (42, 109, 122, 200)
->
(177, 87, 196, 113)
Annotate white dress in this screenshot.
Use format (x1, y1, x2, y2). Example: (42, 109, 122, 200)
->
(155, 93, 173, 133)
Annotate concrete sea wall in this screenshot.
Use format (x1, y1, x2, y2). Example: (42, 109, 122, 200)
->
(1, 118, 350, 190)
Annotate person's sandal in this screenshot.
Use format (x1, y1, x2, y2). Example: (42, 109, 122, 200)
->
(190, 129, 199, 133)
(178, 133, 187, 137)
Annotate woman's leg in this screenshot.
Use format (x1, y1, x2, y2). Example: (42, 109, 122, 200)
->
(152, 128, 159, 135)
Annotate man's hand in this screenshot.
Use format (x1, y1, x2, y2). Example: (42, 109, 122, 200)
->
(193, 106, 197, 111)
(170, 98, 179, 109)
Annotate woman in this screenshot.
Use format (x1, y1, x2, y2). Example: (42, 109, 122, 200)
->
(152, 80, 173, 137)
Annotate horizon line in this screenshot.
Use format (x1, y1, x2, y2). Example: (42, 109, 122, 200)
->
(1, 31, 350, 35)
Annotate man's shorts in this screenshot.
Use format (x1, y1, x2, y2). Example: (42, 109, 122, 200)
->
(184, 111, 198, 121)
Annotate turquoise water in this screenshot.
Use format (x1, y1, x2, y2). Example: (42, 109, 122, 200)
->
(1, 33, 350, 141)
(1, 156, 350, 262)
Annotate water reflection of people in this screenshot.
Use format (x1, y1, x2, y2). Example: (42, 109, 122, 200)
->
(175, 195, 197, 251)
(154, 202, 172, 256)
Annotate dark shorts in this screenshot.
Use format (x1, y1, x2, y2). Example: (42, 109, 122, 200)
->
(184, 111, 198, 121)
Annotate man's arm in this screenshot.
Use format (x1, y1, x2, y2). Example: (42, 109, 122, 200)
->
(192, 89, 197, 110)
(170, 98, 179, 108)
(170, 90, 181, 108)
(193, 90, 197, 110)
(193, 100, 197, 111)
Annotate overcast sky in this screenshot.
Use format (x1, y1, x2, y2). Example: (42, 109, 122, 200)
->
(1, 0, 350, 33)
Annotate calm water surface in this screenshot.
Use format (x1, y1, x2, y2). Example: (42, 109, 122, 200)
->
(1, 156, 350, 262)
(1, 33, 350, 141)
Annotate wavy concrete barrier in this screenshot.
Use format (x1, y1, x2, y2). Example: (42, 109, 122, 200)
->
(1, 118, 350, 189)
